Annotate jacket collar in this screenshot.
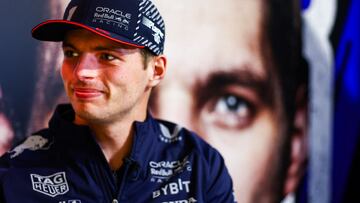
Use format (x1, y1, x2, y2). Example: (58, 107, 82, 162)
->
(48, 104, 160, 179)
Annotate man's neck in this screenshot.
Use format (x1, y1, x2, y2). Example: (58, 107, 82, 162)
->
(75, 112, 146, 171)
(91, 120, 135, 171)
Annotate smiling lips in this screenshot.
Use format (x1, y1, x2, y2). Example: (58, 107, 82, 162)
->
(73, 88, 104, 99)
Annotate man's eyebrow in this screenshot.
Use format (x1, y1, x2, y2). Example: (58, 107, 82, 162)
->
(62, 41, 137, 54)
(193, 66, 274, 109)
(93, 45, 125, 51)
(62, 42, 116, 50)
(62, 42, 75, 49)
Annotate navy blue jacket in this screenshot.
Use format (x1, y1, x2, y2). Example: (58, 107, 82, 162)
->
(0, 104, 235, 202)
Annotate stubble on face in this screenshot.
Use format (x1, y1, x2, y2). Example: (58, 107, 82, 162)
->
(61, 29, 152, 125)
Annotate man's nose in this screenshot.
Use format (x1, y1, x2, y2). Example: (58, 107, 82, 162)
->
(74, 54, 99, 80)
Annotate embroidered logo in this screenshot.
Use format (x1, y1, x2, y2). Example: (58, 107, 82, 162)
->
(152, 178, 192, 199)
(142, 16, 164, 44)
(161, 197, 197, 203)
(159, 124, 182, 143)
(67, 200, 81, 203)
(149, 156, 192, 183)
(31, 172, 69, 197)
(59, 200, 81, 203)
(92, 7, 132, 30)
(10, 135, 51, 158)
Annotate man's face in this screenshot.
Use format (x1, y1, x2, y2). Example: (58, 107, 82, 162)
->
(151, 0, 287, 202)
(61, 29, 154, 124)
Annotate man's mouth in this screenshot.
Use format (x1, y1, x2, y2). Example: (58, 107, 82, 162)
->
(73, 88, 104, 99)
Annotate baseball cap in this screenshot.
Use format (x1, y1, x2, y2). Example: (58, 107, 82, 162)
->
(32, 0, 165, 56)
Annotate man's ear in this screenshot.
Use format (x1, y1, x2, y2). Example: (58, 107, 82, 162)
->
(148, 55, 167, 87)
(283, 86, 308, 196)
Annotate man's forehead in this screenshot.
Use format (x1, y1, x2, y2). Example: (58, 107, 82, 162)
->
(63, 29, 139, 51)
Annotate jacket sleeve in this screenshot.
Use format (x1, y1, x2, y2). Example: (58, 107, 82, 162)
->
(205, 149, 237, 203)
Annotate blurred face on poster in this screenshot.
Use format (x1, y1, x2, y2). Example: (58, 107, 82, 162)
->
(149, 0, 307, 202)
(0, 87, 14, 155)
(0, 115, 13, 155)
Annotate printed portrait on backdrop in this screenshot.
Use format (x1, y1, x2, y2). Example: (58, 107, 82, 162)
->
(27, 0, 308, 202)
(150, 0, 308, 202)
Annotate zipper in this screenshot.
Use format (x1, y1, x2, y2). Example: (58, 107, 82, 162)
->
(85, 132, 127, 203)
(112, 157, 134, 202)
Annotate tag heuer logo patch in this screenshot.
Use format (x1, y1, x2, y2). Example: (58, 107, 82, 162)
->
(30, 172, 69, 197)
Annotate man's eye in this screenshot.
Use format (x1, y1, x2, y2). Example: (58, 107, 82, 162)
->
(99, 53, 116, 61)
(202, 94, 255, 130)
(215, 95, 249, 116)
(63, 50, 79, 58)
(214, 94, 250, 118)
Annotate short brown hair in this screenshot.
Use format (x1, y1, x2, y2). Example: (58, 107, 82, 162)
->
(140, 48, 156, 69)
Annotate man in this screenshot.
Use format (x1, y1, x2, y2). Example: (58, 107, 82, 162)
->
(0, 0, 235, 202)
(149, 0, 308, 202)
(25, 0, 307, 202)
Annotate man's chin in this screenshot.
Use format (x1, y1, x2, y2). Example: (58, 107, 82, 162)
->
(72, 104, 105, 124)
(74, 112, 104, 125)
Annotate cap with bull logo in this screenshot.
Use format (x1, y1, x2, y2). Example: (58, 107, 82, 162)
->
(32, 0, 165, 56)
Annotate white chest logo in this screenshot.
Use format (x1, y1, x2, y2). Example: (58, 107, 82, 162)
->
(159, 124, 182, 143)
(10, 135, 49, 158)
(31, 172, 69, 197)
